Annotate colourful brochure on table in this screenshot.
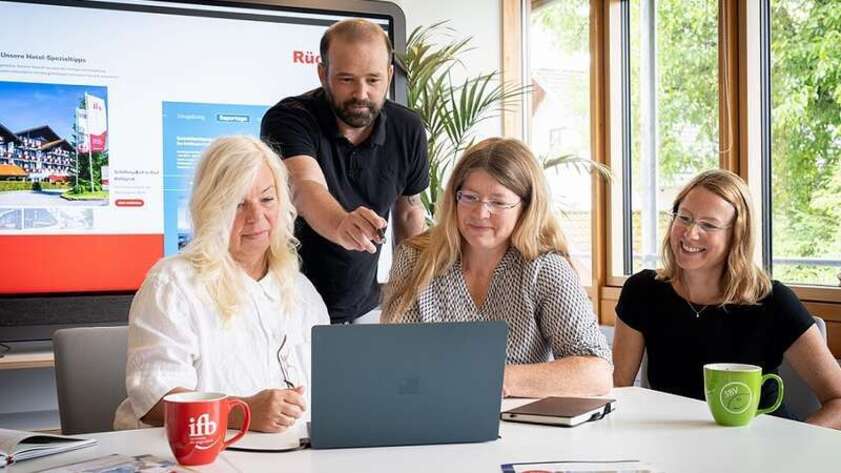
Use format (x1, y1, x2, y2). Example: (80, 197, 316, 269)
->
(37, 454, 191, 472)
(501, 460, 660, 473)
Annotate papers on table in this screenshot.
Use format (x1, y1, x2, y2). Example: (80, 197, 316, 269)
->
(0, 428, 96, 467)
(226, 422, 308, 452)
(501, 460, 661, 473)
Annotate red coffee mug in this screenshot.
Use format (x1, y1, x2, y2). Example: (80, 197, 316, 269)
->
(164, 392, 250, 466)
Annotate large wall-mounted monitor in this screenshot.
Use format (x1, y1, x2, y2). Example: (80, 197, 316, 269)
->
(0, 0, 406, 341)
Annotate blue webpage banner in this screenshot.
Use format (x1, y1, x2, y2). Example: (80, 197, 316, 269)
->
(162, 101, 269, 256)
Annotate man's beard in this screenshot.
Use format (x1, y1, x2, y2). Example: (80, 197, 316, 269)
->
(324, 85, 383, 129)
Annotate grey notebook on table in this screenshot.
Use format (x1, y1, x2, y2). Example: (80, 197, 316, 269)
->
(309, 321, 508, 449)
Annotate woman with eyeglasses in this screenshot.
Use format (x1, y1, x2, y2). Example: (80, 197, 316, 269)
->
(114, 136, 329, 432)
(612, 169, 841, 427)
(382, 138, 612, 398)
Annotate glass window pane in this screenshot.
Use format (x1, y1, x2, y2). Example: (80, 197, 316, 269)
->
(626, 0, 720, 274)
(528, 0, 593, 285)
(770, 0, 841, 286)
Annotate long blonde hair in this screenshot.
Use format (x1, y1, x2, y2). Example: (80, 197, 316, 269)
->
(656, 169, 771, 305)
(181, 136, 300, 319)
(382, 137, 570, 321)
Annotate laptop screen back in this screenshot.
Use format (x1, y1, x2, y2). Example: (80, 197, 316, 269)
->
(310, 321, 508, 449)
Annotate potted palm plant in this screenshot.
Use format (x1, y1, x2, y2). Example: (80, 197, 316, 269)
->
(397, 22, 610, 222)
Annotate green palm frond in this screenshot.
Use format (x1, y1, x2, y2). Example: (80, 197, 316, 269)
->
(541, 154, 612, 181)
(399, 21, 608, 220)
(441, 73, 529, 155)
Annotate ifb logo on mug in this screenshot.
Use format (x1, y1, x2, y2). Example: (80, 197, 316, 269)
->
(719, 382, 753, 415)
(188, 413, 218, 437)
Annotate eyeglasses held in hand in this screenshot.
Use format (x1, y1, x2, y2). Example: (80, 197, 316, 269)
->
(276, 334, 295, 389)
(456, 190, 521, 214)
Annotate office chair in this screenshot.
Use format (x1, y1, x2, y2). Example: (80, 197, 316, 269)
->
(778, 316, 827, 421)
(599, 325, 614, 348)
(601, 324, 646, 387)
(53, 326, 128, 434)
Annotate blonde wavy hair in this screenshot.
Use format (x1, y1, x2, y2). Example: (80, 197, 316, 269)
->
(181, 136, 300, 320)
(382, 137, 571, 321)
(656, 169, 771, 305)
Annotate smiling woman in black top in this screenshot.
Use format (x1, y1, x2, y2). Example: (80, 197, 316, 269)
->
(612, 169, 841, 429)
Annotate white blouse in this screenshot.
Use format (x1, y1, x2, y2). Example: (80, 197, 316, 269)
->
(113, 256, 329, 430)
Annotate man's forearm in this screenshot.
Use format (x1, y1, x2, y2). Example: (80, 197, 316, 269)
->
(393, 195, 427, 244)
(292, 180, 347, 243)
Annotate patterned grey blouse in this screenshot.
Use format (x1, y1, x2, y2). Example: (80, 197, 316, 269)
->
(387, 244, 611, 365)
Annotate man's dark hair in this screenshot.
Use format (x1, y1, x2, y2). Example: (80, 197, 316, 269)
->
(319, 19, 393, 70)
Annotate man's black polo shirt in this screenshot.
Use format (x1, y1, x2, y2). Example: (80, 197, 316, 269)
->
(260, 88, 429, 323)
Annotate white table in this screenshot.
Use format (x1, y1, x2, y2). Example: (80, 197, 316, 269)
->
(9, 387, 841, 472)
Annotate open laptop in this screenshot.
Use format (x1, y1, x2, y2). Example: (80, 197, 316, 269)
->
(309, 321, 508, 449)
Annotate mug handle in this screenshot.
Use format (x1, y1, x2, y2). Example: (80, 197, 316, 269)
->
(223, 398, 251, 449)
(756, 373, 784, 416)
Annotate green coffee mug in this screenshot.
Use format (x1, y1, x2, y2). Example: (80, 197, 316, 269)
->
(703, 363, 784, 426)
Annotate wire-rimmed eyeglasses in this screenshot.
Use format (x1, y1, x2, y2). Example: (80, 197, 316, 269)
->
(671, 211, 732, 234)
(276, 334, 295, 389)
(456, 190, 521, 214)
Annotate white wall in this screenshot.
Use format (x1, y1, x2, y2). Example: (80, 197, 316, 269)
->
(391, 0, 503, 138)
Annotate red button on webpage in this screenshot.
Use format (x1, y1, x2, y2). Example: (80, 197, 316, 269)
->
(115, 199, 145, 207)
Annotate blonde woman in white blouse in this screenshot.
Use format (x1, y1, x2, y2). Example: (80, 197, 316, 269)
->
(114, 136, 328, 432)
(382, 138, 612, 398)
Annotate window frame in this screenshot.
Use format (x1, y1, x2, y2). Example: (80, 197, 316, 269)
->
(507, 0, 601, 293)
(757, 0, 841, 298)
(501, 0, 841, 317)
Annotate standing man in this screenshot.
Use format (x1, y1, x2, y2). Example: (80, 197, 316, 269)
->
(261, 19, 429, 324)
